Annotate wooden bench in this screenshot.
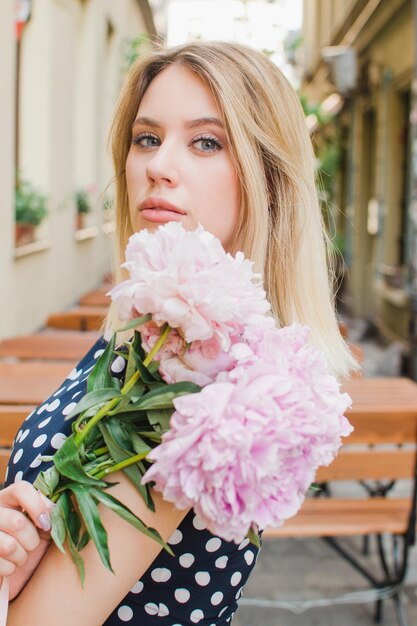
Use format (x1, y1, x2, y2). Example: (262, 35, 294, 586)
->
(0, 331, 100, 361)
(78, 288, 111, 307)
(46, 306, 108, 331)
(263, 377, 417, 625)
(0, 361, 76, 405)
(0, 406, 36, 483)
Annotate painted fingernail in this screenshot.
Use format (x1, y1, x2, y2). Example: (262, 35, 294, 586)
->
(38, 512, 51, 531)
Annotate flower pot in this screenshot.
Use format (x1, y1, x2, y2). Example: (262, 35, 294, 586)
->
(15, 223, 35, 247)
(76, 213, 85, 230)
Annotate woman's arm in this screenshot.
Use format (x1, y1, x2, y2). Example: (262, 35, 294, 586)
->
(8, 473, 188, 626)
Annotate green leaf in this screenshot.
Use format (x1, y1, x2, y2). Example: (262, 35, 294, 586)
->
(33, 465, 60, 497)
(78, 530, 90, 551)
(87, 334, 120, 393)
(50, 498, 67, 555)
(116, 314, 152, 332)
(130, 432, 152, 456)
(121, 382, 200, 412)
(64, 388, 122, 421)
(90, 488, 173, 556)
(68, 484, 113, 573)
(59, 491, 86, 584)
(247, 526, 261, 549)
(53, 437, 109, 488)
(146, 408, 173, 434)
(67, 529, 86, 587)
(98, 421, 155, 511)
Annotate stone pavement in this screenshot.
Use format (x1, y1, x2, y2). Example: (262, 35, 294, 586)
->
(234, 317, 417, 626)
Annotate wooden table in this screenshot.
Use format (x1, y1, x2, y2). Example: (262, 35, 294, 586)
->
(342, 377, 417, 443)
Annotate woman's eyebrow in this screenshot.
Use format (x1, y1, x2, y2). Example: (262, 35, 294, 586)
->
(132, 116, 224, 129)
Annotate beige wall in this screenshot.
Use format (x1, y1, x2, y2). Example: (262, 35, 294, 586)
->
(0, 0, 154, 339)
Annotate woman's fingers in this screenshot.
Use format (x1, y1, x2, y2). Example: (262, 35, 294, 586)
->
(0, 508, 40, 553)
(0, 481, 53, 533)
(0, 531, 28, 568)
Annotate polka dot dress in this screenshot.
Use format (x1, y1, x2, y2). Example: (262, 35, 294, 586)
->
(6, 337, 260, 625)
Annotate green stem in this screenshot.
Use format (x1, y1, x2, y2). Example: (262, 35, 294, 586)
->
(73, 325, 170, 446)
(94, 451, 149, 479)
(92, 446, 109, 457)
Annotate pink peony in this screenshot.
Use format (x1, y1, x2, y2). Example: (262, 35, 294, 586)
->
(108, 223, 270, 348)
(142, 323, 352, 543)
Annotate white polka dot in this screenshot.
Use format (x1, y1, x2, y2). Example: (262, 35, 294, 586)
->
(144, 603, 158, 616)
(50, 433, 66, 450)
(117, 605, 133, 622)
(46, 399, 61, 412)
(30, 454, 43, 468)
(4, 467, 8, 481)
(83, 365, 94, 375)
(72, 391, 83, 399)
(211, 591, 224, 606)
(205, 537, 221, 552)
(235, 587, 243, 600)
(215, 555, 228, 569)
(94, 348, 105, 359)
(158, 604, 169, 617)
(19, 428, 30, 442)
(33, 434, 47, 448)
(174, 588, 190, 603)
(13, 449, 23, 464)
(179, 553, 195, 568)
(37, 404, 48, 415)
(244, 550, 255, 565)
(150, 567, 171, 583)
(192, 515, 207, 530)
(238, 538, 250, 550)
(218, 605, 229, 617)
(24, 409, 35, 421)
(231, 571, 242, 586)
(168, 529, 183, 545)
(14, 471, 23, 482)
(111, 356, 126, 373)
(195, 571, 210, 586)
(130, 580, 143, 594)
(15, 430, 22, 443)
(53, 386, 65, 397)
(38, 417, 51, 429)
(67, 381, 79, 391)
(190, 609, 204, 623)
(62, 402, 77, 416)
(68, 368, 82, 380)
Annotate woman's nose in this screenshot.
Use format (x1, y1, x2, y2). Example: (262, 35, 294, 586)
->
(146, 143, 179, 187)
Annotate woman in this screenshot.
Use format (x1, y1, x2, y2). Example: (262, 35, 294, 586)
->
(1, 41, 356, 625)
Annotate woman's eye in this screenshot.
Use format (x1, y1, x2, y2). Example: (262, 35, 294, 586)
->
(192, 136, 223, 153)
(132, 133, 160, 148)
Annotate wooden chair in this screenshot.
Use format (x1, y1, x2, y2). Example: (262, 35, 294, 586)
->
(263, 405, 417, 625)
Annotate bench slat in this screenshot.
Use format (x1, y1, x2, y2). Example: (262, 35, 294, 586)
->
(0, 405, 35, 446)
(0, 362, 74, 405)
(317, 449, 416, 481)
(0, 332, 99, 361)
(264, 498, 411, 538)
(47, 307, 107, 331)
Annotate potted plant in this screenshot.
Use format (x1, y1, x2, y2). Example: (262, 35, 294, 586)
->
(15, 178, 48, 246)
(75, 184, 97, 230)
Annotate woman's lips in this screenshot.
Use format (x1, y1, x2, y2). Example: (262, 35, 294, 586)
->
(139, 198, 186, 223)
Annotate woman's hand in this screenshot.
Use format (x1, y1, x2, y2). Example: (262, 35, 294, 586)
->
(0, 481, 54, 600)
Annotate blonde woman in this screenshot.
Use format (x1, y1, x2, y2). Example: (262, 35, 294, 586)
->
(1, 42, 356, 625)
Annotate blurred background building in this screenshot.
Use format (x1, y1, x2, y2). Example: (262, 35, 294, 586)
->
(0, 0, 156, 339)
(300, 0, 414, 359)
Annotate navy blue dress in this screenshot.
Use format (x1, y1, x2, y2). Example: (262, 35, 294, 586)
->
(5, 337, 259, 625)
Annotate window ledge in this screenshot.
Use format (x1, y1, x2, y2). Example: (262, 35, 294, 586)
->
(14, 239, 51, 259)
(74, 226, 98, 242)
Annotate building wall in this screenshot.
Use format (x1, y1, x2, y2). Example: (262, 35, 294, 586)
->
(0, 0, 154, 339)
(302, 0, 413, 340)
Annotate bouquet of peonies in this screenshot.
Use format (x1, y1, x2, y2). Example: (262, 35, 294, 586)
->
(34, 222, 352, 583)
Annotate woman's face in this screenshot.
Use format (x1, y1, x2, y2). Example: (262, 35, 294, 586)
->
(125, 64, 240, 251)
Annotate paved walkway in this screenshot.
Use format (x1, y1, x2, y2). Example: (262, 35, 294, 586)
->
(234, 317, 417, 626)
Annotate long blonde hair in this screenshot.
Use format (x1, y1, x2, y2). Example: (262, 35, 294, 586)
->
(108, 41, 358, 379)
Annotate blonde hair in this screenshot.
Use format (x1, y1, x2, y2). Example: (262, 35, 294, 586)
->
(108, 41, 358, 379)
